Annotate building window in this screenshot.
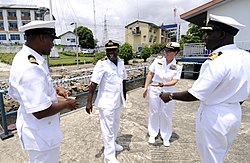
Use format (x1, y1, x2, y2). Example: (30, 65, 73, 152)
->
(10, 34, 20, 40)
(0, 11, 2, 17)
(67, 38, 76, 43)
(132, 27, 141, 35)
(21, 11, 30, 17)
(0, 34, 6, 40)
(149, 26, 152, 32)
(8, 11, 16, 17)
(9, 22, 18, 28)
(21, 10, 31, 20)
(0, 21, 3, 28)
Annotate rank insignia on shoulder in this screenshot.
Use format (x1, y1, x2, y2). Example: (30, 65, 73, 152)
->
(177, 61, 182, 65)
(157, 62, 163, 65)
(28, 55, 38, 65)
(170, 64, 177, 70)
(208, 51, 222, 60)
(157, 56, 163, 59)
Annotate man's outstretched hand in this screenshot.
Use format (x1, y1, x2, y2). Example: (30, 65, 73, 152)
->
(159, 92, 171, 103)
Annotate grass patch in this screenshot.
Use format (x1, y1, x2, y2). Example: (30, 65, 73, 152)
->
(0, 53, 16, 64)
(0, 52, 95, 67)
(48, 52, 94, 67)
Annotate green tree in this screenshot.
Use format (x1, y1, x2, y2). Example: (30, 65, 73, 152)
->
(170, 34, 177, 42)
(74, 26, 95, 48)
(179, 23, 205, 48)
(141, 46, 151, 62)
(119, 42, 133, 65)
(150, 43, 166, 55)
(186, 23, 205, 39)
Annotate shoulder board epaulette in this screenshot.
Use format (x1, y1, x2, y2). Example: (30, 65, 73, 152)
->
(157, 55, 163, 59)
(208, 51, 222, 60)
(28, 55, 38, 65)
(170, 64, 177, 70)
(177, 61, 182, 65)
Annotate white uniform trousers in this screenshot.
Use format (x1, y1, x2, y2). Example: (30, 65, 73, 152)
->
(196, 103, 241, 163)
(28, 147, 60, 163)
(148, 86, 175, 141)
(99, 106, 122, 161)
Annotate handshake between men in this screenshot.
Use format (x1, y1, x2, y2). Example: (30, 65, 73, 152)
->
(159, 92, 173, 103)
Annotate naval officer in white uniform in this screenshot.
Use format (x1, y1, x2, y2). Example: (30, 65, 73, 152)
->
(8, 20, 79, 163)
(160, 14, 250, 163)
(86, 40, 127, 163)
(143, 42, 182, 147)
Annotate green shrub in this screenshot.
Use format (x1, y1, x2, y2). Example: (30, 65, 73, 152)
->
(141, 46, 152, 62)
(119, 42, 133, 65)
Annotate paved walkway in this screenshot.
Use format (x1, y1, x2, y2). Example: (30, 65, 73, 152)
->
(0, 79, 250, 163)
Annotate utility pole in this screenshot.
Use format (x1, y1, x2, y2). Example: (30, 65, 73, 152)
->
(49, 0, 53, 21)
(71, 22, 79, 69)
(102, 15, 108, 44)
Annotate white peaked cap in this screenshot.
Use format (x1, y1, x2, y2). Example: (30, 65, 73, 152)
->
(209, 14, 245, 30)
(19, 20, 56, 32)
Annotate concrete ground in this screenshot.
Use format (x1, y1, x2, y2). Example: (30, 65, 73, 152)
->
(0, 79, 250, 163)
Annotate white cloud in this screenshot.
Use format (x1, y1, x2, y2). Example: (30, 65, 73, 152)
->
(1, 0, 211, 44)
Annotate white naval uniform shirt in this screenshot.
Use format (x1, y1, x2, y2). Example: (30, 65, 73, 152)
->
(91, 57, 127, 109)
(189, 44, 250, 105)
(8, 45, 63, 151)
(149, 57, 182, 92)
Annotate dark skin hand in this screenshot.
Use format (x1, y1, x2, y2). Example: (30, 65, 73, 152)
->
(86, 81, 127, 114)
(33, 99, 79, 119)
(159, 91, 198, 103)
(32, 87, 79, 119)
(86, 82, 97, 114)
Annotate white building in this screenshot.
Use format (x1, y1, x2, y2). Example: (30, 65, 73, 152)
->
(58, 31, 77, 46)
(180, 0, 250, 50)
(0, 4, 49, 45)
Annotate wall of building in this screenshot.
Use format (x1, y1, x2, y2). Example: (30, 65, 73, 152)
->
(125, 21, 170, 52)
(60, 32, 76, 46)
(0, 6, 44, 45)
(208, 0, 250, 44)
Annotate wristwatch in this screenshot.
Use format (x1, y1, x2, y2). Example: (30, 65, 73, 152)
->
(169, 93, 174, 100)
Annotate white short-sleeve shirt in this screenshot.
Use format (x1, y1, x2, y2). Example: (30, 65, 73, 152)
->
(149, 57, 182, 91)
(91, 57, 127, 109)
(8, 45, 62, 151)
(188, 44, 250, 105)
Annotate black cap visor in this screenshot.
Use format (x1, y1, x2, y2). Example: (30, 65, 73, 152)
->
(202, 20, 239, 36)
(25, 28, 59, 39)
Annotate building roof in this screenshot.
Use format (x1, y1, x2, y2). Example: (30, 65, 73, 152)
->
(58, 31, 75, 38)
(0, 4, 39, 10)
(180, 0, 233, 26)
(125, 20, 159, 28)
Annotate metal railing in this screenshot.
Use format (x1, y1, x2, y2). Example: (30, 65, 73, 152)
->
(0, 66, 148, 140)
(183, 43, 211, 57)
(183, 42, 250, 57)
(0, 90, 14, 140)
